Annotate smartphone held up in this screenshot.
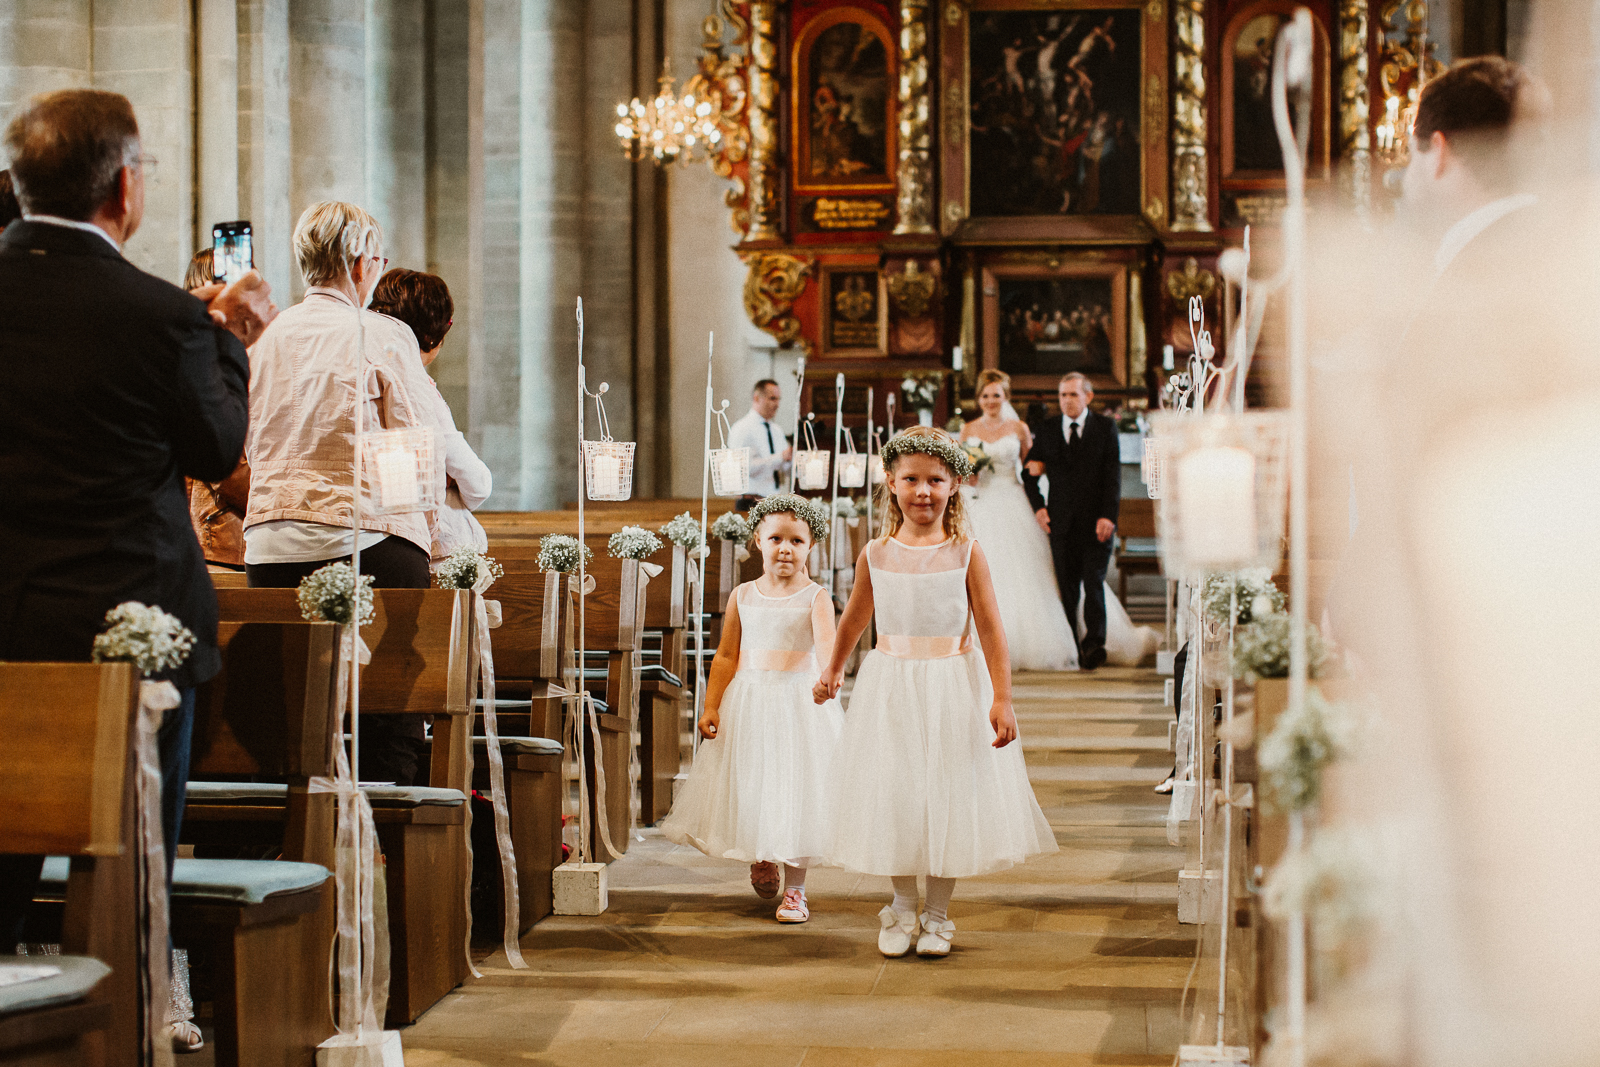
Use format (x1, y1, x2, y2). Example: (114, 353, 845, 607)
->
(211, 221, 252, 284)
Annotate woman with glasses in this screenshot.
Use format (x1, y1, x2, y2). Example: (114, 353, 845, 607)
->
(370, 268, 492, 569)
(241, 200, 440, 785)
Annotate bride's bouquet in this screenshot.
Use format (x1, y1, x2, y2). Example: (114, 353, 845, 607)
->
(960, 440, 994, 475)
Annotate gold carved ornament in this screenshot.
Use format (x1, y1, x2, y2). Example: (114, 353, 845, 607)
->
(1374, 0, 1442, 167)
(1171, 0, 1211, 232)
(887, 261, 939, 318)
(1165, 257, 1216, 303)
(894, 0, 935, 235)
(1339, 0, 1372, 215)
(742, 252, 814, 348)
(744, 2, 784, 242)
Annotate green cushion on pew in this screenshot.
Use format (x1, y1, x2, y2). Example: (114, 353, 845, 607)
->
(638, 664, 682, 688)
(38, 857, 329, 906)
(1120, 537, 1159, 557)
(362, 786, 465, 808)
(474, 698, 534, 709)
(184, 782, 465, 808)
(471, 736, 563, 757)
(0, 956, 109, 1016)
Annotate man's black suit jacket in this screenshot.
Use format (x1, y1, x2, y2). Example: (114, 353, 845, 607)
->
(0, 222, 249, 687)
(1021, 409, 1121, 535)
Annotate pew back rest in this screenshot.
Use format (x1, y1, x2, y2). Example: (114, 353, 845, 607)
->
(1118, 497, 1157, 539)
(215, 589, 474, 717)
(192, 621, 340, 779)
(483, 544, 570, 682)
(0, 662, 139, 856)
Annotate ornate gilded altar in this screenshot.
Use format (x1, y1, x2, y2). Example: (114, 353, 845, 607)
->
(684, 0, 1395, 429)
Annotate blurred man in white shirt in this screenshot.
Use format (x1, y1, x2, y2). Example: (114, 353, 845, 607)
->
(728, 379, 791, 495)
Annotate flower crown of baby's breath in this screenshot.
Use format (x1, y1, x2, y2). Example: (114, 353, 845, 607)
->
(747, 493, 830, 542)
(879, 430, 974, 478)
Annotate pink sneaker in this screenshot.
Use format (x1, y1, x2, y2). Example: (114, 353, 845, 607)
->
(750, 861, 780, 899)
(776, 888, 810, 923)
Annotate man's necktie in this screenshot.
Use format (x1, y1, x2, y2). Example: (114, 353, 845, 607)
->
(764, 422, 775, 453)
(1069, 421, 1081, 446)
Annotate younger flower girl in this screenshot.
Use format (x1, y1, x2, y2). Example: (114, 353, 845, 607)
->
(661, 494, 844, 923)
(815, 427, 1057, 957)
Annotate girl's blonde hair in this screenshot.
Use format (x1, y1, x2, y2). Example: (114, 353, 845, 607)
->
(874, 426, 971, 543)
(975, 368, 1011, 399)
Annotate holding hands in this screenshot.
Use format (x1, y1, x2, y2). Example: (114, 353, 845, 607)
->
(813, 666, 842, 704)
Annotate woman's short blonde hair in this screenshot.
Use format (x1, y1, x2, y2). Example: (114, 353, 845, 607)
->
(292, 201, 384, 287)
(975, 368, 1011, 399)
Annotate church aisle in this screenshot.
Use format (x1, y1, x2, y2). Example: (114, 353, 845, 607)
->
(406, 667, 1193, 1066)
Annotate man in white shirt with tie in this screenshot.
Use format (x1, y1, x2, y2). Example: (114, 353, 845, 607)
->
(728, 379, 792, 495)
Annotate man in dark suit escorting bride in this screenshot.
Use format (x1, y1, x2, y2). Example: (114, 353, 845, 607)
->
(1022, 373, 1121, 669)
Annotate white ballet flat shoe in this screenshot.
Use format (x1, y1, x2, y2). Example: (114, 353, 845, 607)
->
(916, 913, 955, 958)
(877, 904, 919, 957)
(168, 1020, 204, 1053)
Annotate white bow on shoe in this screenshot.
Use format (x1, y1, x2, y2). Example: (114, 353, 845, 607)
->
(916, 913, 955, 957)
(878, 905, 920, 957)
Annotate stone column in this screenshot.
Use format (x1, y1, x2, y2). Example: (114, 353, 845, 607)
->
(743, 1, 783, 242)
(425, 0, 479, 428)
(517, 0, 583, 508)
(1170, 0, 1210, 232)
(368, 0, 427, 270)
(892, 0, 934, 235)
(0, 1, 91, 119)
(1339, 0, 1372, 216)
(196, 0, 240, 247)
(288, 0, 368, 297)
(239, 0, 294, 299)
(93, 0, 195, 281)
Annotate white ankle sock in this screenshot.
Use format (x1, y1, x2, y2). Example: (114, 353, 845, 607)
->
(890, 876, 920, 914)
(923, 876, 956, 923)
(783, 864, 807, 891)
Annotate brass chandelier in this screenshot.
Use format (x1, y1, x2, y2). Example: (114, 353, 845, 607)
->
(614, 11, 749, 170)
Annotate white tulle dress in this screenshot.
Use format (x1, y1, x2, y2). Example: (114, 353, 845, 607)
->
(963, 431, 1159, 669)
(826, 538, 1058, 878)
(660, 582, 844, 867)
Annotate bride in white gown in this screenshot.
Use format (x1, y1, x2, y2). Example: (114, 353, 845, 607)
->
(960, 370, 1158, 670)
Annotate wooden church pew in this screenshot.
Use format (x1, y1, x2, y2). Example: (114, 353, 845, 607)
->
(0, 662, 139, 1067)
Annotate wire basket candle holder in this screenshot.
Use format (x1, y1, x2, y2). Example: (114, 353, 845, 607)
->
(1150, 411, 1289, 581)
(707, 402, 751, 497)
(581, 382, 635, 501)
(1142, 434, 1166, 500)
(361, 425, 441, 515)
(837, 429, 867, 488)
(793, 415, 830, 491)
(867, 427, 887, 485)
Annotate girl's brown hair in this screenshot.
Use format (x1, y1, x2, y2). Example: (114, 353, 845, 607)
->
(874, 426, 971, 543)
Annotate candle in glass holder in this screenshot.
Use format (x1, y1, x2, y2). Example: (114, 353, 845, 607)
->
(592, 452, 622, 498)
(838, 454, 867, 488)
(869, 455, 885, 484)
(717, 451, 745, 494)
(803, 453, 828, 488)
(1176, 445, 1256, 566)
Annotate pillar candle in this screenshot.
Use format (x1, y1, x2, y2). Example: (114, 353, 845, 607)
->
(1163, 344, 1176, 371)
(374, 449, 419, 508)
(803, 453, 828, 488)
(592, 453, 622, 498)
(1177, 445, 1256, 565)
(952, 345, 964, 371)
(717, 451, 745, 493)
(870, 456, 885, 484)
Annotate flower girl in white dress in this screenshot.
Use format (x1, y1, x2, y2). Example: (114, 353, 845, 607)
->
(661, 495, 844, 923)
(815, 428, 1057, 958)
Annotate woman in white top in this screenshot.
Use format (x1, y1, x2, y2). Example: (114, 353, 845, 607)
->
(369, 268, 492, 566)
(242, 200, 441, 784)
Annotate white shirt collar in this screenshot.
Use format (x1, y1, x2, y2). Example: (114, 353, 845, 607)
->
(1063, 410, 1086, 433)
(22, 214, 122, 253)
(1434, 193, 1536, 274)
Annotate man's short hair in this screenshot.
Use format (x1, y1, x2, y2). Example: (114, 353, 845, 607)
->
(1414, 56, 1547, 191)
(753, 379, 779, 395)
(0, 170, 21, 230)
(370, 268, 455, 353)
(3, 90, 141, 221)
(1059, 372, 1093, 394)
(292, 201, 384, 287)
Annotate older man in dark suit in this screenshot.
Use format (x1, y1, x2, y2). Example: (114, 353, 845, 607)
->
(0, 89, 274, 948)
(1022, 373, 1121, 669)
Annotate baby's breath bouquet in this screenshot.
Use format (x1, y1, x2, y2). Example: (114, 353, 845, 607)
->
(1202, 569, 1285, 627)
(91, 602, 195, 676)
(608, 525, 662, 561)
(1232, 613, 1328, 683)
(1259, 687, 1358, 813)
(297, 562, 376, 626)
(710, 512, 750, 543)
(536, 535, 591, 573)
(960, 440, 994, 475)
(833, 496, 863, 519)
(435, 548, 504, 591)
(658, 512, 704, 552)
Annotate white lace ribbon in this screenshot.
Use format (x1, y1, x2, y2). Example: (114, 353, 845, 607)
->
(307, 626, 389, 1037)
(470, 588, 527, 972)
(136, 679, 177, 1067)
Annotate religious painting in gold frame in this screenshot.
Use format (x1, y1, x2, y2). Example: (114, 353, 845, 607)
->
(940, 0, 1168, 242)
(1221, 3, 1331, 182)
(822, 266, 889, 356)
(981, 261, 1128, 394)
(793, 8, 897, 194)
